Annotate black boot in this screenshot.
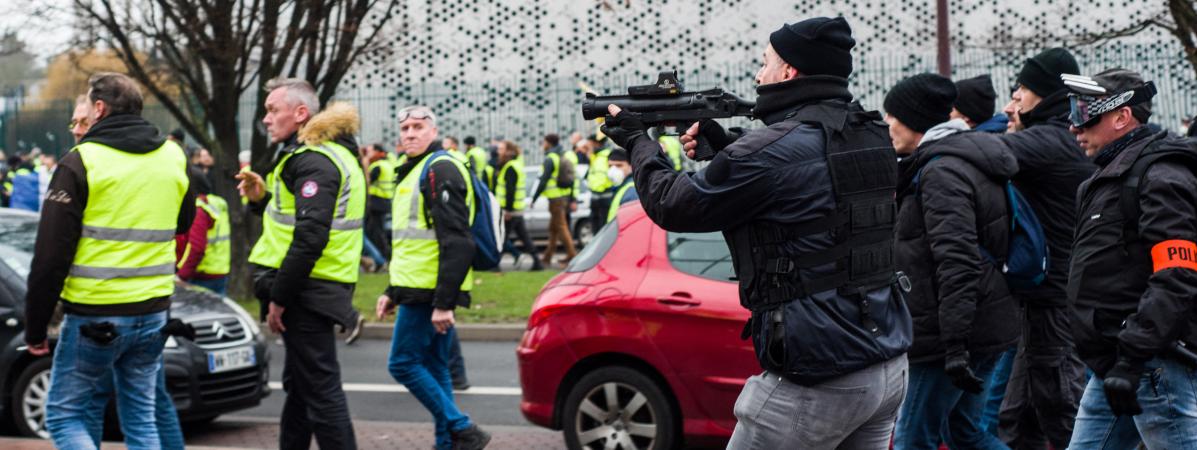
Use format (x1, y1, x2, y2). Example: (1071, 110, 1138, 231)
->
(451, 424, 491, 450)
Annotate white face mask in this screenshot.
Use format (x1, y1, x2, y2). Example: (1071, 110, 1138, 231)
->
(607, 166, 627, 186)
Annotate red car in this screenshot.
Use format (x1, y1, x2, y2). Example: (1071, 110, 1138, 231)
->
(517, 202, 757, 450)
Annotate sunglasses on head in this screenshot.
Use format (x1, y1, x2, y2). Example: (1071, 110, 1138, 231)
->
(397, 107, 434, 123)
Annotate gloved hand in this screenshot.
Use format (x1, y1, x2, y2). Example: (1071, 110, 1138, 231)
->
(944, 350, 985, 394)
(601, 105, 648, 150)
(694, 120, 740, 153)
(1103, 359, 1144, 416)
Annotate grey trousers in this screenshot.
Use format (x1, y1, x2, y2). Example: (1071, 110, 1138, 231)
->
(727, 354, 908, 450)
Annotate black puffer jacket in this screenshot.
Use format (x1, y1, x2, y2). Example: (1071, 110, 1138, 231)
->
(998, 91, 1097, 305)
(896, 127, 1021, 362)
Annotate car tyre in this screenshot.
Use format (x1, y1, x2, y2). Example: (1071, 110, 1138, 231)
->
(11, 357, 53, 439)
(573, 220, 594, 249)
(562, 366, 676, 450)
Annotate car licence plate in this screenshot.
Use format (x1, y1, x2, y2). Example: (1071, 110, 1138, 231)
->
(207, 346, 256, 373)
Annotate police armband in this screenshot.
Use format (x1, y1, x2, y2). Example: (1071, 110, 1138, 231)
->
(1151, 239, 1197, 272)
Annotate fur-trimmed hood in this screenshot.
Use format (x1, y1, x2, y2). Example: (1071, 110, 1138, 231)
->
(299, 101, 360, 146)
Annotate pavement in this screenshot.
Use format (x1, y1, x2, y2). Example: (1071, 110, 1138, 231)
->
(1, 340, 564, 448)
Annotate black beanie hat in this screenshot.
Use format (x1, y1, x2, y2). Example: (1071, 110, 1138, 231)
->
(607, 148, 629, 162)
(884, 73, 958, 134)
(1017, 48, 1080, 97)
(954, 74, 997, 124)
(769, 17, 856, 78)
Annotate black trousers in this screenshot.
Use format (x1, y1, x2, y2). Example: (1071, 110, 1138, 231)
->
(590, 194, 612, 233)
(280, 302, 357, 449)
(364, 202, 391, 261)
(505, 215, 538, 260)
(998, 304, 1086, 450)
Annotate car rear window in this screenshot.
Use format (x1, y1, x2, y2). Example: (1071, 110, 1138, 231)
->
(666, 232, 735, 282)
(565, 217, 619, 273)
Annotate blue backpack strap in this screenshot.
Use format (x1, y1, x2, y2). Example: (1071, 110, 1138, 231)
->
(912, 155, 944, 193)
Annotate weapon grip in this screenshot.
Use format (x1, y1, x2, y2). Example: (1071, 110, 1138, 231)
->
(692, 135, 717, 162)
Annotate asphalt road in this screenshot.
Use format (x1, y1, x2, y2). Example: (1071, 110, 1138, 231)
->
(232, 338, 534, 427)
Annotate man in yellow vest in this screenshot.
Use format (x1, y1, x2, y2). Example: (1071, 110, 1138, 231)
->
(496, 140, 544, 271)
(375, 105, 491, 450)
(24, 72, 194, 449)
(581, 135, 615, 233)
(237, 78, 363, 450)
(364, 142, 396, 263)
(531, 133, 578, 266)
(604, 148, 639, 223)
(463, 136, 492, 185)
(659, 134, 684, 171)
(175, 168, 231, 295)
(442, 135, 469, 164)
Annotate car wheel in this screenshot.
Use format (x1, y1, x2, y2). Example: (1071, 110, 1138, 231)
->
(562, 366, 676, 450)
(11, 358, 52, 439)
(574, 221, 594, 248)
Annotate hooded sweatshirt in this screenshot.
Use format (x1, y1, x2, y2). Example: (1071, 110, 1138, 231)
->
(896, 122, 1021, 361)
(25, 113, 196, 344)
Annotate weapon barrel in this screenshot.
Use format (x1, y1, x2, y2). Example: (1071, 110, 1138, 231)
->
(582, 94, 711, 120)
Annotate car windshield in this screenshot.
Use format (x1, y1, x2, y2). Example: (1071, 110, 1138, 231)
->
(0, 213, 38, 253)
(0, 244, 32, 279)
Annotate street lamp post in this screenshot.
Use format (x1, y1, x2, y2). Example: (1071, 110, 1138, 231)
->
(937, 0, 951, 77)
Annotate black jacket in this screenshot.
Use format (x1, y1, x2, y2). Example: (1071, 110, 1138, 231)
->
(249, 132, 359, 307)
(626, 76, 912, 384)
(384, 142, 475, 310)
(896, 126, 1020, 362)
(1069, 128, 1197, 376)
(998, 91, 1097, 306)
(25, 113, 195, 344)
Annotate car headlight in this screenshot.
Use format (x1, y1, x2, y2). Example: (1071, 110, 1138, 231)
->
(222, 298, 261, 335)
(165, 336, 179, 348)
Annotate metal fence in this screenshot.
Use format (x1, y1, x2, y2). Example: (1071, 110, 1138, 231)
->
(3, 41, 1195, 163)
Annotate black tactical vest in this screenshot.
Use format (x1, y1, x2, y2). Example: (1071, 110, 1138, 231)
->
(729, 101, 898, 320)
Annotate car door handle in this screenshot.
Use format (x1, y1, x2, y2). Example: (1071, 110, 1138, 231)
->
(657, 292, 701, 307)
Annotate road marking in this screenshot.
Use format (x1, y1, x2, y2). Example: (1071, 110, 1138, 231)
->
(268, 381, 521, 396)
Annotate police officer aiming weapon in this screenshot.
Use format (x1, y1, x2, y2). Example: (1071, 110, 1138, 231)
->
(581, 70, 754, 160)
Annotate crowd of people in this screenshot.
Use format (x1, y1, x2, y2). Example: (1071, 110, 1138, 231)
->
(600, 15, 1197, 450)
(12, 11, 1197, 450)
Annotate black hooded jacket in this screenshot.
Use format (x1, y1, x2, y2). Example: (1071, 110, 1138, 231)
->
(896, 127, 1020, 362)
(1069, 128, 1197, 375)
(25, 113, 195, 345)
(997, 91, 1098, 306)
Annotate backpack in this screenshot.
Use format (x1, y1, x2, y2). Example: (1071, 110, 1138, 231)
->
(1119, 138, 1197, 246)
(419, 150, 505, 271)
(556, 153, 576, 189)
(914, 155, 1050, 291)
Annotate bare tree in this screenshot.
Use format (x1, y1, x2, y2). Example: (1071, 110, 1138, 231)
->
(71, 0, 400, 298)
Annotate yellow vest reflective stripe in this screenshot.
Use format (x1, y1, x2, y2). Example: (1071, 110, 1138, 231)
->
(607, 181, 636, 223)
(61, 140, 189, 305)
(368, 158, 397, 199)
(466, 146, 489, 179)
(390, 152, 475, 291)
(248, 142, 366, 284)
(586, 148, 613, 193)
(195, 194, 231, 276)
(496, 156, 526, 210)
(543, 151, 578, 199)
(660, 135, 683, 171)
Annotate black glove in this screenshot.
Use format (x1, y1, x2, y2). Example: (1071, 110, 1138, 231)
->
(1103, 359, 1144, 416)
(695, 119, 740, 153)
(601, 110, 648, 150)
(944, 350, 985, 394)
(160, 318, 197, 341)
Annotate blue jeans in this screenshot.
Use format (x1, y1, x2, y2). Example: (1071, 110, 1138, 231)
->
(86, 365, 184, 450)
(894, 353, 1010, 450)
(1069, 357, 1197, 450)
(981, 346, 1016, 434)
(46, 311, 168, 450)
(189, 276, 228, 296)
(387, 303, 472, 450)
